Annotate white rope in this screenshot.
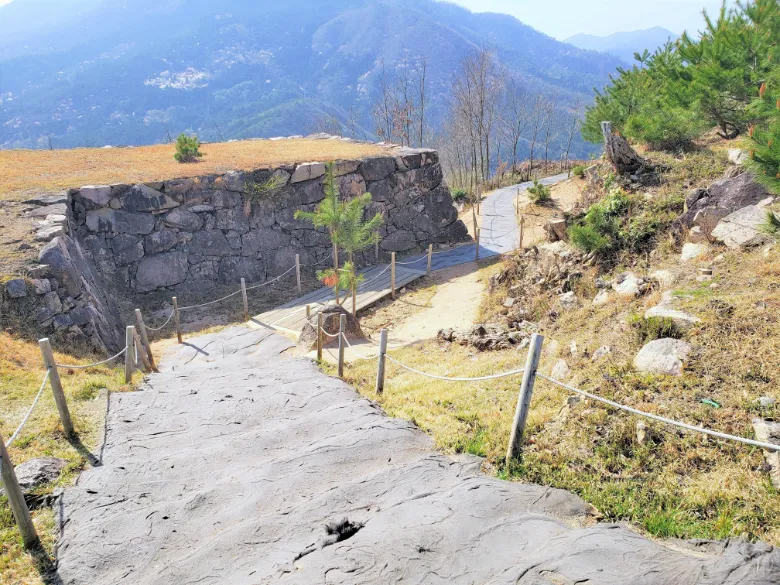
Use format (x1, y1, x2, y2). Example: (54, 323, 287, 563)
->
(340, 333, 380, 361)
(395, 257, 427, 266)
(321, 327, 340, 339)
(538, 374, 780, 452)
(245, 264, 297, 291)
(178, 289, 243, 311)
(7, 369, 51, 447)
(56, 346, 128, 370)
(145, 310, 175, 332)
(357, 264, 391, 289)
(385, 355, 525, 381)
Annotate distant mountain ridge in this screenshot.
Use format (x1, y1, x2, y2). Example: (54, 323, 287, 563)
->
(565, 26, 678, 64)
(0, 0, 622, 156)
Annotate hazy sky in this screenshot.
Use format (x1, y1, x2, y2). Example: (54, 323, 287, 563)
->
(0, 0, 731, 39)
(449, 0, 730, 39)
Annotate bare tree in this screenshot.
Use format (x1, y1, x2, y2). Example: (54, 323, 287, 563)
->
(372, 59, 395, 142)
(561, 97, 584, 172)
(542, 92, 558, 170)
(414, 57, 428, 147)
(526, 94, 545, 180)
(499, 79, 531, 173)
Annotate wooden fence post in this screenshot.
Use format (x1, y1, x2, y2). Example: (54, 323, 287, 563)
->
(391, 252, 396, 300)
(375, 328, 388, 395)
(295, 254, 302, 295)
(172, 297, 182, 344)
(506, 333, 544, 466)
(241, 278, 249, 322)
(338, 314, 346, 378)
(125, 326, 135, 383)
(317, 313, 323, 362)
(427, 244, 433, 276)
(134, 309, 157, 372)
(475, 228, 480, 261)
(38, 338, 74, 437)
(519, 216, 525, 250)
(306, 304, 311, 319)
(0, 432, 39, 549)
(132, 329, 152, 373)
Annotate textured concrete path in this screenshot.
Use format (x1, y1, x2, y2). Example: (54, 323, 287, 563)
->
(56, 326, 779, 584)
(256, 174, 569, 330)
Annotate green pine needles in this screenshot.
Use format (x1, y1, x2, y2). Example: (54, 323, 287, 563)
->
(173, 133, 203, 163)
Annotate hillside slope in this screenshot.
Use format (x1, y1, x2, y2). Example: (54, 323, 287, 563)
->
(565, 26, 678, 63)
(0, 0, 620, 152)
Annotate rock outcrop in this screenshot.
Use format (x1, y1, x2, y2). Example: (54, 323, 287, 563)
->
(634, 338, 692, 376)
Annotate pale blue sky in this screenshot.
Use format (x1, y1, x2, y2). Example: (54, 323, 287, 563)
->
(448, 0, 730, 39)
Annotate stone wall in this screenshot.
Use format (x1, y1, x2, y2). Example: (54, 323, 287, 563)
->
(68, 147, 467, 296)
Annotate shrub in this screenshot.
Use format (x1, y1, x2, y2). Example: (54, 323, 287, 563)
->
(628, 313, 680, 344)
(527, 180, 552, 204)
(572, 165, 586, 179)
(174, 133, 202, 163)
(762, 210, 780, 234)
(451, 188, 469, 205)
(569, 224, 611, 253)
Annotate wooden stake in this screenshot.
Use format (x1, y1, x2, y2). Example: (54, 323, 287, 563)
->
(475, 228, 480, 261)
(134, 309, 157, 372)
(506, 333, 544, 466)
(427, 244, 433, 276)
(338, 314, 346, 378)
(0, 432, 39, 549)
(241, 278, 249, 322)
(519, 216, 525, 250)
(132, 329, 152, 373)
(316, 313, 323, 362)
(38, 338, 74, 436)
(306, 304, 311, 319)
(125, 326, 135, 383)
(375, 328, 388, 395)
(391, 252, 396, 300)
(352, 285, 357, 316)
(295, 254, 302, 295)
(172, 297, 182, 344)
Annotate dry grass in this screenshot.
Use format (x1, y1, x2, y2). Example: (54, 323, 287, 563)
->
(340, 244, 780, 546)
(0, 139, 390, 201)
(0, 333, 132, 584)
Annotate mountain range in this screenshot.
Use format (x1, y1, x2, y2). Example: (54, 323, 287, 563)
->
(565, 26, 679, 64)
(0, 0, 623, 156)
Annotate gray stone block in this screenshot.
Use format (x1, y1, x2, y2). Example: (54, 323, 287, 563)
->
(5, 278, 27, 298)
(136, 251, 188, 292)
(111, 234, 145, 265)
(86, 209, 155, 234)
(144, 229, 178, 255)
(359, 156, 396, 181)
(164, 208, 203, 231)
(189, 230, 232, 256)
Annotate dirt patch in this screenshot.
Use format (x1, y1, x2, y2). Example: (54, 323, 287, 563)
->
(517, 177, 585, 247)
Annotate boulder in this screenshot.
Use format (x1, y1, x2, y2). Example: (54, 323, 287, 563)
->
(680, 242, 708, 262)
(12, 457, 67, 492)
(189, 230, 232, 256)
(5, 278, 27, 298)
(558, 291, 579, 310)
(612, 272, 644, 297)
(121, 184, 178, 212)
(164, 208, 203, 231)
(678, 172, 772, 236)
(592, 290, 610, 306)
(290, 162, 326, 184)
(544, 218, 568, 242)
(711, 202, 776, 249)
(144, 229, 179, 255)
(110, 234, 144, 266)
(550, 359, 570, 381)
(752, 419, 780, 488)
(634, 338, 692, 376)
(298, 305, 364, 350)
(79, 185, 112, 206)
(135, 251, 188, 292)
(649, 269, 675, 289)
(359, 157, 396, 181)
(727, 148, 748, 165)
(644, 305, 700, 330)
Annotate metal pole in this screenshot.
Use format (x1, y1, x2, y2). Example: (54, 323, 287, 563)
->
(125, 326, 135, 383)
(172, 297, 182, 344)
(134, 309, 157, 372)
(0, 432, 39, 549)
(427, 244, 433, 276)
(317, 313, 323, 362)
(295, 254, 302, 295)
(506, 333, 544, 466)
(241, 278, 249, 322)
(338, 314, 346, 378)
(38, 338, 74, 436)
(391, 252, 396, 300)
(375, 328, 388, 394)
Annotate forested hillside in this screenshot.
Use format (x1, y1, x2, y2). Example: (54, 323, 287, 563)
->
(0, 0, 619, 157)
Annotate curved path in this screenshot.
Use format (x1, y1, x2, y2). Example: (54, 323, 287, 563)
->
(56, 325, 779, 584)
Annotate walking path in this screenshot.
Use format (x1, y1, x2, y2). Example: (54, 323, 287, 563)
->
(56, 325, 779, 584)
(255, 173, 570, 331)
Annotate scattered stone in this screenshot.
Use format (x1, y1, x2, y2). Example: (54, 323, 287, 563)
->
(644, 292, 701, 330)
(569, 341, 578, 357)
(5, 278, 27, 298)
(14, 457, 67, 492)
(558, 291, 579, 310)
(612, 272, 645, 297)
(756, 397, 776, 408)
(727, 148, 748, 165)
(634, 338, 692, 376)
(688, 225, 708, 243)
(32, 278, 52, 294)
(752, 419, 780, 488)
(591, 346, 611, 361)
(551, 359, 570, 381)
(544, 218, 568, 242)
(26, 202, 68, 218)
(636, 421, 648, 445)
(35, 224, 66, 242)
(566, 395, 581, 406)
(680, 242, 708, 262)
(711, 201, 777, 249)
(503, 297, 516, 308)
(438, 324, 532, 351)
(649, 269, 675, 289)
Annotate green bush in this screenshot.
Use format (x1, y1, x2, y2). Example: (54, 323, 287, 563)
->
(569, 224, 611, 253)
(451, 188, 469, 205)
(628, 314, 680, 344)
(527, 180, 552, 204)
(572, 165, 586, 179)
(174, 133, 202, 163)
